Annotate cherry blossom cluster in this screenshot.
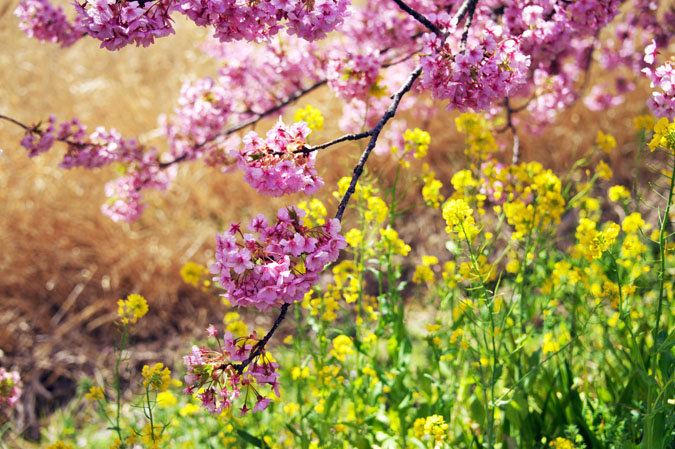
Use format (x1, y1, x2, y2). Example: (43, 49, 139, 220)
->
(13, 0, 82, 47)
(419, 17, 531, 112)
(211, 206, 346, 311)
(183, 329, 279, 415)
(18, 116, 175, 222)
(164, 33, 325, 164)
(15, 0, 350, 50)
(238, 119, 323, 196)
(73, 0, 175, 50)
(327, 47, 382, 100)
(643, 41, 675, 120)
(0, 367, 22, 409)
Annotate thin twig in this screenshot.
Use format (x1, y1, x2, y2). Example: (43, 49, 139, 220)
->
(0, 114, 31, 131)
(497, 97, 521, 164)
(392, 0, 442, 36)
(458, 0, 479, 50)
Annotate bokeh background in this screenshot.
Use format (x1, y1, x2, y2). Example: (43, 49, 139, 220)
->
(0, 0, 661, 441)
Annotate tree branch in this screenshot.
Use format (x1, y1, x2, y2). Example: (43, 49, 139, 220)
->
(335, 65, 423, 221)
(232, 303, 290, 374)
(392, 0, 442, 36)
(0, 114, 31, 131)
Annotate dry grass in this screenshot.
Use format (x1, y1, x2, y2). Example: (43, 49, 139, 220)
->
(0, 0, 664, 440)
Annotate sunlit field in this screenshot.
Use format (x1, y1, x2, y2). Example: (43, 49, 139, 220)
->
(1, 0, 675, 448)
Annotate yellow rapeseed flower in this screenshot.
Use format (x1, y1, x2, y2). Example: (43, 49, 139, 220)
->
(403, 128, 431, 159)
(596, 130, 617, 153)
(330, 335, 354, 361)
(141, 363, 171, 392)
(649, 117, 675, 152)
(608, 185, 631, 202)
(294, 105, 324, 131)
(633, 115, 654, 131)
(595, 160, 613, 181)
(298, 198, 327, 227)
(549, 437, 576, 449)
(180, 262, 208, 287)
(117, 294, 148, 324)
(157, 391, 177, 407)
(85, 386, 104, 401)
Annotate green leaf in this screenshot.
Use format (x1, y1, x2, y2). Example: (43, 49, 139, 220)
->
(236, 429, 265, 448)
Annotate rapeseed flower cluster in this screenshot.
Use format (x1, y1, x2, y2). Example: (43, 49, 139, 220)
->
(413, 255, 439, 284)
(413, 414, 448, 446)
(330, 335, 354, 361)
(85, 386, 104, 401)
(141, 363, 171, 392)
(180, 261, 209, 288)
(403, 127, 431, 159)
(117, 293, 148, 324)
(293, 105, 324, 132)
(298, 198, 327, 227)
(596, 130, 617, 153)
(648, 117, 675, 151)
(442, 198, 479, 242)
(422, 165, 445, 208)
(455, 112, 497, 160)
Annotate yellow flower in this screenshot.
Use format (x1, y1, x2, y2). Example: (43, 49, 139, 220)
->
(542, 333, 560, 354)
(549, 437, 576, 449)
(45, 442, 74, 449)
(608, 185, 631, 202)
(294, 105, 324, 131)
(157, 391, 177, 407)
(596, 130, 617, 153)
(595, 160, 613, 181)
(345, 228, 362, 247)
(180, 262, 208, 287)
(85, 386, 104, 401)
(226, 320, 248, 336)
(330, 335, 354, 361)
(455, 112, 497, 159)
(298, 198, 327, 227)
(443, 198, 479, 241)
(422, 169, 445, 208)
(589, 222, 620, 259)
(403, 128, 431, 159)
(117, 294, 148, 324)
(649, 117, 675, 151)
(283, 402, 300, 415)
(633, 115, 654, 131)
(366, 196, 389, 223)
(179, 402, 200, 416)
(141, 363, 171, 392)
(378, 227, 411, 256)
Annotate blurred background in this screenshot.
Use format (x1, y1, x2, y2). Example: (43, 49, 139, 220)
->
(0, 0, 659, 440)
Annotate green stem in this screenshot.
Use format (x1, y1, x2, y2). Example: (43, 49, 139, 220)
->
(114, 323, 128, 443)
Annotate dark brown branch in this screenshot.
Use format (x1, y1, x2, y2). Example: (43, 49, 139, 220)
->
(302, 131, 372, 153)
(158, 152, 187, 169)
(497, 97, 520, 164)
(232, 303, 290, 374)
(335, 65, 423, 221)
(457, 0, 479, 50)
(453, 0, 479, 26)
(198, 80, 327, 148)
(0, 114, 31, 131)
(392, 0, 442, 36)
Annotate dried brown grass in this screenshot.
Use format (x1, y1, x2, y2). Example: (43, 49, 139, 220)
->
(0, 0, 664, 439)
